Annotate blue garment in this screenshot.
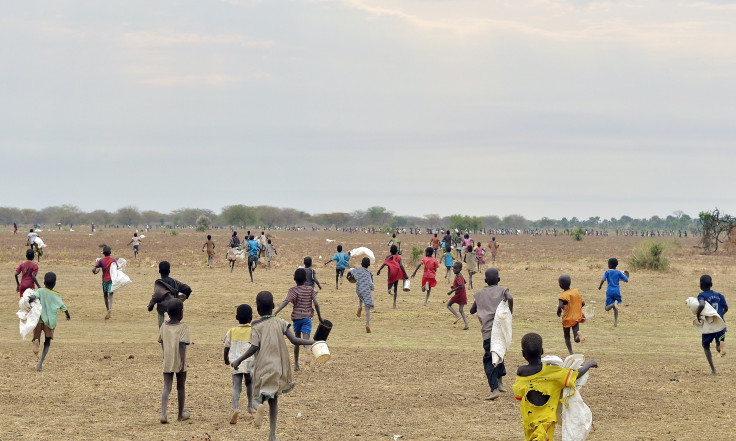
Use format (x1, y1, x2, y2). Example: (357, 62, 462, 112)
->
(247, 240, 260, 256)
(602, 269, 628, 295)
(698, 290, 728, 320)
(702, 329, 726, 347)
(605, 292, 622, 307)
(332, 252, 350, 270)
(444, 252, 454, 267)
(293, 317, 312, 336)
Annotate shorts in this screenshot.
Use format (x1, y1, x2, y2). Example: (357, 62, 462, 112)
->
(421, 276, 437, 288)
(133, 245, 139, 251)
(336, 268, 346, 277)
(248, 254, 258, 263)
(293, 317, 312, 336)
(33, 321, 55, 340)
(102, 281, 113, 293)
(605, 292, 621, 307)
(702, 329, 726, 347)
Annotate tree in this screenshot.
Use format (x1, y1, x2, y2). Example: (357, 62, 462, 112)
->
(88, 210, 113, 226)
(221, 205, 256, 227)
(196, 215, 211, 231)
(116, 206, 142, 226)
(424, 214, 442, 228)
(365, 206, 393, 226)
(501, 214, 528, 230)
(449, 215, 482, 231)
(699, 208, 736, 253)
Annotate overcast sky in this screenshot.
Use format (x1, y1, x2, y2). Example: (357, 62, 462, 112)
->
(2, 0, 735, 220)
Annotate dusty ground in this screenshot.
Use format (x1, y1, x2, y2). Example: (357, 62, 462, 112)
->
(0, 228, 734, 440)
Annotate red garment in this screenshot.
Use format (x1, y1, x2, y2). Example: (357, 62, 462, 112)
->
(421, 256, 439, 279)
(95, 256, 117, 282)
(16, 261, 38, 295)
(383, 255, 406, 285)
(421, 275, 437, 288)
(449, 274, 467, 305)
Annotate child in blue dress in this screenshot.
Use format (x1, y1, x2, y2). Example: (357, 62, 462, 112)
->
(598, 257, 628, 327)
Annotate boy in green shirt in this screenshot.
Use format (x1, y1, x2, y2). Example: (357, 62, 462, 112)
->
(30, 272, 71, 371)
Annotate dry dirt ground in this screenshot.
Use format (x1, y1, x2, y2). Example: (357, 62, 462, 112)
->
(0, 228, 734, 440)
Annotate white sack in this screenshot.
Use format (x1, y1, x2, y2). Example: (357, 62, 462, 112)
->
(686, 297, 726, 334)
(542, 354, 593, 441)
(490, 300, 512, 366)
(110, 261, 132, 292)
(349, 247, 376, 265)
(33, 237, 47, 248)
(17, 289, 42, 340)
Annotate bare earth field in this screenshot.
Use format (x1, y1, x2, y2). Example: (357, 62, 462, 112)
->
(1, 228, 734, 440)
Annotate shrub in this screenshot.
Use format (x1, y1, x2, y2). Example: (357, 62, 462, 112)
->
(171, 230, 178, 236)
(196, 215, 210, 232)
(629, 239, 670, 271)
(571, 226, 585, 241)
(410, 246, 423, 264)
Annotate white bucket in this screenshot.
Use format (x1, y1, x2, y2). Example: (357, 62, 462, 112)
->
(311, 341, 330, 363)
(402, 278, 411, 292)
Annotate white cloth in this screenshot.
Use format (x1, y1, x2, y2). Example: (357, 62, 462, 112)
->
(349, 247, 376, 265)
(17, 289, 42, 340)
(33, 237, 46, 248)
(110, 262, 132, 292)
(542, 354, 593, 441)
(686, 297, 726, 334)
(490, 300, 512, 366)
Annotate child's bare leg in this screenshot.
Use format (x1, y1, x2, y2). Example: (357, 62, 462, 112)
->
(447, 302, 461, 322)
(335, 272, 339, 289)
(424, 287, 431, 305)
(365, 305, 371, 332)
(605, 304, 619, 327)
(268, 397, 279, 441)
(704, 346, 717, 374)
(176, 371, 188, 420)
(392, 283, 398, 309)
(357, 299, 362, 317)
(245, 374, 254, 412)
(459, 304, 469, 329)
(563, 326, 573, 355)
(230, 261, 235, 272)
(103, 292, 109, 311)
(161, 373, 173, 423)
(36, 337, 52, 371)
(294, 332, 302, 370)
(248, 263, 254, 282)
(232, 373, 243, 411)
(718, 341, 726, 357)
(468, 271, 473, 290)
(572, 323, 584, 343)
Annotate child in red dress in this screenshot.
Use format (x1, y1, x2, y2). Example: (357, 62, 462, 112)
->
(411, 247, 440, 306)
(447, 262, 469, 329)
(377, 245, 408, 309)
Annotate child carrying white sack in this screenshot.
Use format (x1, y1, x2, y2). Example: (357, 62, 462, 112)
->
(17, 288, 42, 340)
(541, 354, 594, 441)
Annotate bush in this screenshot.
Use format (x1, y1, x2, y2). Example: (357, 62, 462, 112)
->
(410, 246, 423, 264)
(629, 239, 670, 271)
(571, 226, 585, 241)
(196, 215, 210, 232)
(171, 230, 178, 236)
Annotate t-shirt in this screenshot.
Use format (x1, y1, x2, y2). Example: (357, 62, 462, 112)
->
(353, 267, 374, 296)
(158, 322, 190, 373)
(229, 236, 241, 248)
(454, 235, 463, 247)
(28, 232, 38, 244)
(443, 252, 454, 267)
(285, 285, 318, 320)
(431, 237, 440, 248)
(332, 252, 350, 270)
(421, 256, 439, 279)
(602, 269, 628, 295)
(473, 285, 510, 340)
(131, 236, 140, 246)
(452, 274, 466, 297)
(16, 261, 38, 290)
(266, 244, 276, 257)
(247, 240, 260, 256)
(95, 256, 118, 282)
(224, 324, 254, 374)
(36, 288, 67, 329)
(559, 288, 585, 328)
(304, 267, 318, 287)
(698, 290, 728, 320)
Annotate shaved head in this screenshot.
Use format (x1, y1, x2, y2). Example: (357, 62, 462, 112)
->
(558, 274, 571, 290)
(485, 267, 499, 285)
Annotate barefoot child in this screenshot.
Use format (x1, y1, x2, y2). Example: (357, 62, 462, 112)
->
(695, 275, 728, 374)
(274, 268, 324, 371)
(513, 333, 598, 441)
(353, 257, 375, 333)
(475, 243, 486, 273)
(377, 245, 408, 309)
(15, 249, 40, 297)
(158, 298, 189, 423)
(30, 272, 70, 371)
(324, 245, 350, 289)
(442, 246, 454, 281)
(246, 235, 260, 282)
(303, 257, 322, 290)
(470, 268, 513, 400)
(447, 262, 469, 330)
(227, 232, 240, 273)
(127, 232, 141, 259)
(557, 275, 585, 355)
(224, 304, 256, 423)
(92, 245, 118, 320)
(232, 291, 316, 441)
(411, 247, 440, 305)
(202, 235, 215, 268)
(490, 237, 499, 263)
(148, 261, 193, 328)
(464, 245, 479, 289)
(598, 257, 628, 327)
(265, 239, 277, 270)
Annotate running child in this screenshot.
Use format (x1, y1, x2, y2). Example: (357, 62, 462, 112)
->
(227, 232, 240, 273)
(353, 257, 375, 333)
(148, 261, 193, 328)
(490, 237, 499, 263)
(557, 274, 586, 355)
(446, 262, 469, 330)
(513, 333, 598, 440)
(598, 257, 628, 327)
(324, 245, 350, 289)
(92, 245, 118, 320)
(30, 272, 70, 371)
(442, 246, 454, 281)
(463, 233, 474, 251)
(231, 291, 316, 440)
(430, 233, 440, 258)
(265, 239, 277, 270)
(246, 235, 260, 282)
(202, 234, 216, 268)
(388, 233, 401, 255)
(303, 257, 322, 290)
(464, 245, 479, 289)
(410, 247, 439, 306)
(454, 231, 463, 259)
(127, 232, 141, 259)
(15, 249, 40, 297)
(274, 268, 324, 371)
(470, 267, 513, 400)
(695, 275, 728, 374)
(475, 242, 486, 273)
(158, 298, 189, 423)
(224, 304, 256, 423)
(377, 245, 408, 309)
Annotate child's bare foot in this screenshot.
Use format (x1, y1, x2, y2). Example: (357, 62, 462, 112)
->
(720, 348, 727, 357)
(32, 339, 40, 355)
(35, 364, 43, 371)
(709, 369, 718, 375)
(498, 381, 506, 393)
(247, 407, 257, 415)
(160, 415, 169, 424)
(421, 284, 426, 292)
(463, 326, 469, 330)
(105, 310, 112, 320)
(484, 390, 500, 400)
(253, 404, 266, 428)
(356, 307, 362, 318)
(453, 317, 461, 325)
(366, 325, 371, 333)
(178, 410, 190, 421)
(576, 332, 585, 343)
(230, 410, 239, 424)
(294, 363, 300, 371)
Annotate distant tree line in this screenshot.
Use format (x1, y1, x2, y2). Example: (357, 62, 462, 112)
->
(0, 204, 700, 232)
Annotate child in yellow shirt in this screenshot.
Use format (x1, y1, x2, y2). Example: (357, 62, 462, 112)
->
(513, 333, 597, 441)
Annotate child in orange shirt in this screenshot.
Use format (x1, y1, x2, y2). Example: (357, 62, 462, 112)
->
(556, 275, 585, 355)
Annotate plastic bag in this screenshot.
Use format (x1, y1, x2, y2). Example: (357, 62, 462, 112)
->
(349, 247, 376, 265)
(491, 300, 512, 366)
(110, 262, 132, 292)
(542, 354, 593, 441)
(17, 289, 42, 340)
